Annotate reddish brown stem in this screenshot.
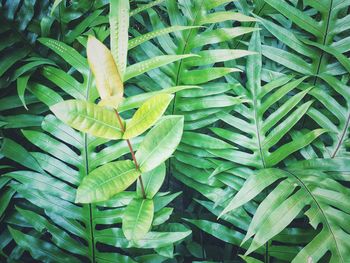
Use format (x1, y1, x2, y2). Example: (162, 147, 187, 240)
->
(115, 110, 146, 199)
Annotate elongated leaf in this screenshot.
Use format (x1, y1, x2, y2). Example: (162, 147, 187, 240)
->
(87, 35, 124, 109)
(124, 54, 196, 81)
(109, 0, 129, 77)
(8, 227, 80, 263)
(17, 74, 30, 110)
(184, 49, 256, 66)
(219, 169, 286, 217)
(263, 0, 321, 37)
(38, 38, 88, 75)
(50, 100, 123, 139)
(124, 94, 173, 139)
(1, 138, 44, 173)
(122, 198, 154, 240)
(128, 26, 199, 50)
(137, 164, 166, 199)
(51, 0, 63, 15)
(96, 228, 191, 249)
(42, 66, 85, 100)
(246, 190, 308, 255)
(136, 116, 184, 172)
(118, 85, 199, 113)
(76, 160, 139, 203)
(198, 11, 256, 25)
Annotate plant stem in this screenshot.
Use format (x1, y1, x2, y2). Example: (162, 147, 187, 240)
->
(114, 110, 147, 199)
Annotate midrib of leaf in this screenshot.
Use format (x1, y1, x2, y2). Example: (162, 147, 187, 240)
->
(132, 200, 146, 238)
(286, 170, 344, 262)
(83, 71, 96, 263)
(138, 119, 181, 168)
(310, 0, 349, 157)
(312, 0, 334, 85)
(172, 0, 205, 113)
(251, 86, 269, 262)
(252, 94, 266, 169)
(167, 1, 204, 185)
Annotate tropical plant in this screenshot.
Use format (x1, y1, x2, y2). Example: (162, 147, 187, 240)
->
(1, 0, 194, 261)
(51, 32, 186, 240)
(0, 0, 349, 262)
(172, 1, 350, 262)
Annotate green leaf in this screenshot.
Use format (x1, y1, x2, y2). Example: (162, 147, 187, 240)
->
(38, 38, 88, 75)
(137, 164, 166, 199)
(50, 100, 123, 139)
(184, 219, 243, 246)
(240, 255, 264, 263)
(184, 49, 256, 67)
(96, 227, 191, 249)
(42, 66, 85, 100)
(153, 207, 173, 226)
(122, 198, 154, 241)
(76, 160, 139, 203)
(182, 132, 234, 149)
(109, 0, 130, 77)
(0, 188, 15, 218)
(130, 0, 165, 16)
(16, 74, 30, 110)
(51, 0, 63, 15)
(8, 226, 80, 263)
(124, 54, 196, 81)
(219, 169, 286, 218)
(263, 0, 321, 37)
(128, 26, 200, 50)
(123, 94, 173, 139)
(246, 190, 308, 255)
(136, 116, 184, 172)
(1, 138, 44, 173)
(198, 11, 256, 25)
(28, 82, 63, 107)
(182, 68, 242, 85)
(191, 27, 259, 48)
(118, 85, 199, 113)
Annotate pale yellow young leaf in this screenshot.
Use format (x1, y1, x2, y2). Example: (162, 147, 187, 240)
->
(87, 35, 124, 109)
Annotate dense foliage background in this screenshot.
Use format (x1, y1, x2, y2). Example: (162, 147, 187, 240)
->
(0, 0, 349, 262)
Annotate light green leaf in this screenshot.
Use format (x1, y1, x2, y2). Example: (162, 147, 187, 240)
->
(136, 116, 184, 173)
(109, 0, 130, 77)
(184, 49, 256, 67)
(128, 26, 200, 50)
(219, 169, 286, 218)
(122, 198, 154, 241)
(130, 0, 165, 16)
(181, 68, 241, 85)
(123, 94, 173, 139)
(198, 11, 256, 25)
(124, 54, 196, 81)
(76, 160, 139, 203)
(137, 164, 166, 199)
(118, 85, 200, 113)
(87, 35, 124, 109)
(50, 100, 123, 139)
